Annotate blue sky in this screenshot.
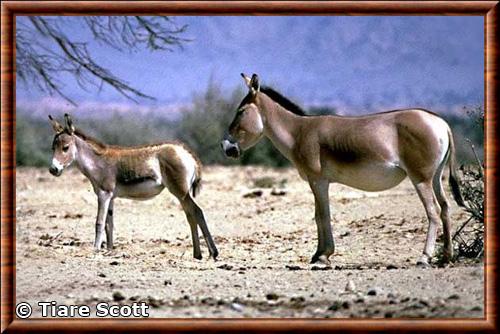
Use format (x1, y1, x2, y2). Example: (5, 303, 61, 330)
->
(17, 16, 484, 115)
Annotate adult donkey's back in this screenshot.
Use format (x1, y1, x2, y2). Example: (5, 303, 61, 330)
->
(221, 73, 464, 266)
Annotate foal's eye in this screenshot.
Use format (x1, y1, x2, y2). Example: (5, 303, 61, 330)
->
(62, 146, 69, 152)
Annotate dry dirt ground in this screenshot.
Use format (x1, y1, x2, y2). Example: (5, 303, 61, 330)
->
(16, 166, 484, 318)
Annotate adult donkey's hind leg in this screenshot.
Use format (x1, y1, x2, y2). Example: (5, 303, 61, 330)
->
(412, 179, 442, 267)
(180, 195, 219, 260)
(433, 161, 453, 263)
(309, 179, 335, 264)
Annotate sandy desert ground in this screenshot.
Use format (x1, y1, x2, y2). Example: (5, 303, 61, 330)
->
(15, 166, 483, 318)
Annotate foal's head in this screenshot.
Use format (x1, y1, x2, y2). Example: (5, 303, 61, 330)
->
(48, 114, 77, 176)
(221, 73, 264, 159)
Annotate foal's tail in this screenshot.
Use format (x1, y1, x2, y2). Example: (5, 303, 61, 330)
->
(191, 164, 202, 198)
(447, 128, 465, 207)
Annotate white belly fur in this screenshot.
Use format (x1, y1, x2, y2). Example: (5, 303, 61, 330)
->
(115, 180, 164, 200)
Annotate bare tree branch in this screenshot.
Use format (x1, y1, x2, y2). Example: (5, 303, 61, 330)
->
(16, 16, 189, 106)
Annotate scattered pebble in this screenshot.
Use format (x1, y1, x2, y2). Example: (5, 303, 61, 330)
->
(243, 190, 263, 198)
(367, 289, 378, 296)
(447, 294, 460, 300)
(345, 280, 356, 292)
(270, 188, 286, 196)
(112, 291, 125, 302)
(109, 261, 119, 266)
(230, 303, 244, 312)
(266, 293, 279, 301)
(286, 265, 302, 271)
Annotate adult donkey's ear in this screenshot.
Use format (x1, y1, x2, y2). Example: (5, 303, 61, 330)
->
(249, 73, 260, 96)
(48, 115, 64, 134)
(241, 73, 252, 88)
(64, 113, 75, 134)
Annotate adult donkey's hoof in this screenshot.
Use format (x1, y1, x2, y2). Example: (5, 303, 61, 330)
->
(416, 255, 431, 268)
(310, 254, 331, 265)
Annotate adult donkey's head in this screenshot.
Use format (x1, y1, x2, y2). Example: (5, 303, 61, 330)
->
(221, 73, 265, 159)
(48, 114, 77, 176)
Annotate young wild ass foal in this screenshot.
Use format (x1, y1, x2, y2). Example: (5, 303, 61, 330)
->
(221, 73, 464, 266)
(48, 114, 218, 260)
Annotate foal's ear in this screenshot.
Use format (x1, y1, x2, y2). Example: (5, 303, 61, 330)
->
(64, 113, 75, 134)
(249, 74, 260, 95)
(48, 115, 64, 134)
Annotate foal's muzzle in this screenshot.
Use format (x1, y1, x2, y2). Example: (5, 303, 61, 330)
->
(221, 135, 241, 159)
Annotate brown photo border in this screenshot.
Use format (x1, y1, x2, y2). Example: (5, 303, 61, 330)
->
(1, 1, 497, 333)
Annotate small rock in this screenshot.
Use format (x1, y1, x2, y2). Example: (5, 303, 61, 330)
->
(342, 301, 351, 309)
(290, 296, 306, 303)
(109, 261, 119, 266)
(266, 293, 279, 301)
(386, 264, 398, 270)
(147, 296, 161, 308)
(419, 299, 429, 307)
(270, 188, 286, 196)
(217, 264, 233, 270)
(311, 266, 332, 271)
(112, 291, 125, 302)
(384, 312, 394, 318)
(354, 297, 365, 304)
(164, 280, 172, 286)
(447, 294, 460, 300)
(243, 190, 263, 198)
(285, 265, 302, 271)
(230, 303, 244, 312)
(340, 231, 350, 238)
(328, 301, 342, 311)
(345, 280, 356, 292)
(367, 289, 378, 296)
(98, 273, 106, 278)
(471, 306, 482, 311)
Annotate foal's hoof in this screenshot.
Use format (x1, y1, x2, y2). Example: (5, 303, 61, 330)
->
(210, 249, 219, 261)
(310, 254, 331, 265)
(194, 253, 203, 260)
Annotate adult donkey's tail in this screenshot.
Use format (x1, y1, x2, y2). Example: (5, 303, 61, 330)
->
(448, 128, 465, 207)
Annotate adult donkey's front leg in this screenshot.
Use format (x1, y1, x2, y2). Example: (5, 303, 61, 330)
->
(309, 179, 335, 264)
(94, 191, 113, 251)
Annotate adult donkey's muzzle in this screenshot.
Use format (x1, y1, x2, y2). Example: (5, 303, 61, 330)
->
(221, 134, 241, 159)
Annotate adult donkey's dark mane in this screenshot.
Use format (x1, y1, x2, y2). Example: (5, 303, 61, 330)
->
(261, 86, 308, 116)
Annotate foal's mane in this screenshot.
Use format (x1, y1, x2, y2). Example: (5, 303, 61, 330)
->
(261, 86, 308, 116)
(74, 129, 108, 154)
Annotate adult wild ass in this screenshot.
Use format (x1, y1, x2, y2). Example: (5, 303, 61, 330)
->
(48, 114, 218, 260)
(221, 73, 464, 266)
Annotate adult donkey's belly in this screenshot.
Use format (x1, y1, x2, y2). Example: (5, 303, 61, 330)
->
(325, 160, 407, 192)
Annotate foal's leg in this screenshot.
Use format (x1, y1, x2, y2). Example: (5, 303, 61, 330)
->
(412, 179, 442, 266)
(309, 179, 335, 264)
(105, 199, 114, 250)
(433, 173, 453, 262)
(94, 191, 113, 251)
(181, 195, 219, 260)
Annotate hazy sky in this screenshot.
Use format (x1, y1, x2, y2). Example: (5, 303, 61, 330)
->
(17, 16, 484, 115)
